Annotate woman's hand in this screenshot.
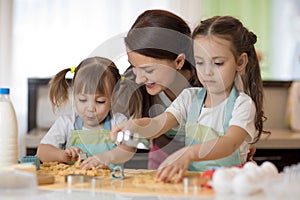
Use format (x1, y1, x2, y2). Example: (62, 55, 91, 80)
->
(156, 146, 192, 183)
(111, 115, 173, 141)
(110, 124, 123, 142)
(110, 119, 139, 142)
(64, 146, 83, 162)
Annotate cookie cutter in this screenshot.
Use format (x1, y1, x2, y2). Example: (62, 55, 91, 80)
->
(115, 130, 150, 150)
(19, 155, 40, 170)
(65, 174, 92, 194)
(78, 152, 87, 161)
(110, 165, 125, 181)
(65, 174, 92, 183)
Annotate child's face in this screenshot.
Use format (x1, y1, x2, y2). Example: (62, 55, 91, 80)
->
(193, 36, 238, 96)
(127, 50, 179, 96)
(74, 93, 111, 129)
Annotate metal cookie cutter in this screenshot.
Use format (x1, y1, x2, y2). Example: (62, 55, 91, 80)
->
(65, 174, 92, 183)
(65, 174, 92, 193)
(115, 130, 150, 150)
(78, 152, 87, 161)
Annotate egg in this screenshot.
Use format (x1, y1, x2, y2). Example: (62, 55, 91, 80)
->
(260, 161, 278, 176)
(245, 168, 262, 183)
(243, 162, 259, 171)
(232, 173, 260, 195)
(212, 169, 234, 194)
(227, 166, 242, 176)
(255, 167, 268, 179)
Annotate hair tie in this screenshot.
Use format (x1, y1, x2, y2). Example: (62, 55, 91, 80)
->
(70, 66, 76, 73)
(120, 76, 125, 82)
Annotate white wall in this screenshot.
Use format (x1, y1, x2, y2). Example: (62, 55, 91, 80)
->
(0, 0, 202, 158)
(271, 0, 300, 80)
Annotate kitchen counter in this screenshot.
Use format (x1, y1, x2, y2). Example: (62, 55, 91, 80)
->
(36, 169, 276, 200)
(3, 165, 298, 199)
(35, 171, 295, 200)
(38, 169, 213, 198)
(22, 189, 272, 200)
(2, 168, 298, 200)
(255, 129, 300, 149)
(254, 129, 300, 171)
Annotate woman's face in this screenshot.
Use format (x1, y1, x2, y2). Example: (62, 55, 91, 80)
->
(127, 51, 179, 96)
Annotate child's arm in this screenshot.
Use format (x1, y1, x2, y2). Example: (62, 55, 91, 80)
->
(156, 125, 248, 183)
(111, 112, 179, 141)
(79, 145, 136, 169)
(36, 144, 83, 163)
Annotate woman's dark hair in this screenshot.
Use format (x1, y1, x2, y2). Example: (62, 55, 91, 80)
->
(124, 9, 200, 117)
(125, 9, 200, 88)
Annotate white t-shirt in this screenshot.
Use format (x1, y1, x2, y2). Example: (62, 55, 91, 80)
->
(40, 113, 128, 148)
(165, 88, 257, 163)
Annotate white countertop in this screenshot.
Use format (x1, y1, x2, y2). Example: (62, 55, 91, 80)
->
(4, 189, 271, 200)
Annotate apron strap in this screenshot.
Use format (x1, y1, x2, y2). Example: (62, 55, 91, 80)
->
(103, 114, 111, 130)
(223, 87, 239, 131)
(187, 87, 206, 123)
(187, 86, 239, 132)
(74, 115, 84, 130)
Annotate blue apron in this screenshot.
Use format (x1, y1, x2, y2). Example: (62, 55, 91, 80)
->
(66, 115, 116, 157)
(186, 87, 241, 171)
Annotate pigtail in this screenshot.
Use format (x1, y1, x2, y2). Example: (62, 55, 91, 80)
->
(49, 68, 72, 111)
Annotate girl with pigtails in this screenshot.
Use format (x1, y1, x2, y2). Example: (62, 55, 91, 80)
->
(37, 57, 142, 169)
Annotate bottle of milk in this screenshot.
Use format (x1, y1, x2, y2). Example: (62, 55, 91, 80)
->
(0, 88, 18, 167)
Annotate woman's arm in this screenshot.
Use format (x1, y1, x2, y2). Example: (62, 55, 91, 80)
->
(81, 112, 179, 170)
(156, 125, 248, 183)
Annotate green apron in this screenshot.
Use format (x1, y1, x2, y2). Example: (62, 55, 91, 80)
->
(186, 87, 241, 171)
(66, 115, 116, 158)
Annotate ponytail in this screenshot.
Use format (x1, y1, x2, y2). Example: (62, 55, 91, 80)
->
(49, 68, 72, 111)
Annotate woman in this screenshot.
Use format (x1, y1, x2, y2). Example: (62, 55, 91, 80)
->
(123, 9, 201, 169)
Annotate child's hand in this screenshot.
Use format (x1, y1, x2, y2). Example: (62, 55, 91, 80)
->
(80, 154, 110, 170)
(79, 145, 135, 170)
(156, 147, 191, 183)
(64, 146, 83, 162)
